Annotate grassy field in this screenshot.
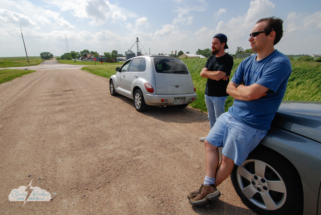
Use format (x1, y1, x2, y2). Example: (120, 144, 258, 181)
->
(0, 69, 36, 84)
(57, 59, 123, 78)
(57, 59, 123, 67)
(0, 56, 43, 68)
(58, 58, 321, 113)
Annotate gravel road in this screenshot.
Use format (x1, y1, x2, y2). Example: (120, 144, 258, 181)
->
(0, 60, 255, 214)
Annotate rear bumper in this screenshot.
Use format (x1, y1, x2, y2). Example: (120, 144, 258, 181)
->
(144, 93, 197, 106)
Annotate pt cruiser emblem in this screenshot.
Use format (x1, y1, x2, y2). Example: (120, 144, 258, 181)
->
(174, 84, 180, 88)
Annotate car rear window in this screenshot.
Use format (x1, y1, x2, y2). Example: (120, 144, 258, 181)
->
(153, 57, 189, 74)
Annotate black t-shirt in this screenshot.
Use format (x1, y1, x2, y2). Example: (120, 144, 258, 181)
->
(205, 53, 234, 97)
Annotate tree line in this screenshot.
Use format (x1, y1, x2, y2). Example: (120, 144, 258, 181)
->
(58, 49, 123, 60)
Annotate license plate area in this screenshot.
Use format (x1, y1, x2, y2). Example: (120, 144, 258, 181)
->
(174, 97, 185, 104)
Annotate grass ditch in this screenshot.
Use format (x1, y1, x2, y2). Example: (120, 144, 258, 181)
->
(0, 56, 43, 68)
(0, 69, 36, 84)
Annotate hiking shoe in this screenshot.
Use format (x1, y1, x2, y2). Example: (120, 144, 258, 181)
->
(187, 184, 203, 200)
(189, 184, 221, 207)
(199, 137, 206, 142)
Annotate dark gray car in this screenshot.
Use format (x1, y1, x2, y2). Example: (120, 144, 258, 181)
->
(231, 101, 321, 215)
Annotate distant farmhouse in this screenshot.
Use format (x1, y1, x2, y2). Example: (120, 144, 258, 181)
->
(179, 54, 206, 59)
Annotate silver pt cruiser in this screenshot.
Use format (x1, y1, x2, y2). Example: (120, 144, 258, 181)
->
(109, 56, 197, 111)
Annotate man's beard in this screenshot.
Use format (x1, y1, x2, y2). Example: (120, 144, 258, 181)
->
(211, 47, 220, 55)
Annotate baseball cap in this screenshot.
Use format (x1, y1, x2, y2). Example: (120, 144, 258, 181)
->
(213, 33, 229, 49)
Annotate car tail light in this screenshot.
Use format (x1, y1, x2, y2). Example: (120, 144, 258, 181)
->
(144, 83, 154, 93)
(194, 87, 196, 92)
(192, 98, 194, 101)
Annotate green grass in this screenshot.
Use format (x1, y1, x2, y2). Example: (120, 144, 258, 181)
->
(0, 56, 43, 68)
(81, 65, 122, 78)
(0, 69, 36, 84)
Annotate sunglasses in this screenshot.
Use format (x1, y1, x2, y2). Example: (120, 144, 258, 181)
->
(249, 30, 271, 37)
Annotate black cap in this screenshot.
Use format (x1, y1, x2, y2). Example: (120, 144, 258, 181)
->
(213, 33, 229, 49)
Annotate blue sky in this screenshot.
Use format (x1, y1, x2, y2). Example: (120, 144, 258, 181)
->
(1, 0, 320, 57)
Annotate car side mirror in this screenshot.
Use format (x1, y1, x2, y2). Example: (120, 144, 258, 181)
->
(116, 67, 120, 72)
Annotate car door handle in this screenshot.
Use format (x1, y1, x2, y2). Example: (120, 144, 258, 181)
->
(134, 75, 138, 78)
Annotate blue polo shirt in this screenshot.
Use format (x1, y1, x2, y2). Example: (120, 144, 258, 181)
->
(228, 50, 292, 130)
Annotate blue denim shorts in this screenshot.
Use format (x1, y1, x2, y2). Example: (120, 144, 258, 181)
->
(206, 112, 268, 166)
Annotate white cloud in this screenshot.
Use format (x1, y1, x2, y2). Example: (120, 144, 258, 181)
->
(214, 8, 227, 17)
(135, 17, 149, 28)
(0, 0, 74, 29)
(155, 25, 177, 37)
(0, 9, 37, 27)
(46, 0, 136, 25)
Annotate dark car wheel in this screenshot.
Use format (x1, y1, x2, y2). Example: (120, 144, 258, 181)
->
(110, 80, 117, 96)
(134, 89, 147, 112)
(231, 146, 303, 215)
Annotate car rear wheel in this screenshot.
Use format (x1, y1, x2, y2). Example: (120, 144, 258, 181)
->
(230, 146, 303, 215)
(110, 80, 117, 96)
(134, 89, 147, 112)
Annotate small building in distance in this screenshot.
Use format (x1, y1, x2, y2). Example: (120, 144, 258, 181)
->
(179, 54, 206, 59)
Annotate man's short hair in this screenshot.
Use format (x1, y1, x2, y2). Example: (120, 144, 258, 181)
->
(257, 17, 283, 45)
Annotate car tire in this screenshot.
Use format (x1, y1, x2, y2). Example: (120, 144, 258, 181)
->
(134, 89, 147, 112)
(230, 145, 303, 215)
(110, 80, 117, 96)
(176, 104, 188, 108)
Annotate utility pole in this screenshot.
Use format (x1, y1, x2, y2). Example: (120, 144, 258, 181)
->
(65, 34, 69, 53)
(136, 37, 139, 56)
(20, 26, 29, 63)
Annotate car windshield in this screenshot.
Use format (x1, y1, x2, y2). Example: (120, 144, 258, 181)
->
(153, 57, 189, 74)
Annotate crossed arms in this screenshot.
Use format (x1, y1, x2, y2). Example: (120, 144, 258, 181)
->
(200, 68, 229, 81)
(227, 81, 269, 101)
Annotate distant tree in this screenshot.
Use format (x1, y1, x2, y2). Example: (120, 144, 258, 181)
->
(70, 51, 78, 59)
(244, 48, 255, 54)
(196, 48, 211, 58)
(118, 54, 124, 57)
(111, 50, 118, 58)
(104, 52, 111, 58)
(177, 50, 184, 57)
(80, 49, 90, 57)
(61, 52, 72, 60)
(40, 52, 53, 59)
(235, 47, 244, 55)
(315, 57, 321, 62)
(186, 51, 190, 54)
(93, 53, 99, 57)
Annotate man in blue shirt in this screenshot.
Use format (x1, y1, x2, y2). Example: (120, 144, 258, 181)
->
(188, 17, 292, 206)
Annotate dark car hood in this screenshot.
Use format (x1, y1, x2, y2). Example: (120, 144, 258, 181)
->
(272, 102, 321, 143)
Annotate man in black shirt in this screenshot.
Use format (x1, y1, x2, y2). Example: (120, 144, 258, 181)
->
(199, 34, 234, 142)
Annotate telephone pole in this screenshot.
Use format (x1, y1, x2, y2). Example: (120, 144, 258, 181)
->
(20, 26, 29, 63)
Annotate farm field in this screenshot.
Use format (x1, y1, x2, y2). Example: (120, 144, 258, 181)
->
(0, 56, 43, 68)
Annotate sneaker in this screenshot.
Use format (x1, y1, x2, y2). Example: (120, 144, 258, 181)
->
(189, 184, 221, 207)
(187, 184, 203, 200)
(199, 137, 206, 142)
